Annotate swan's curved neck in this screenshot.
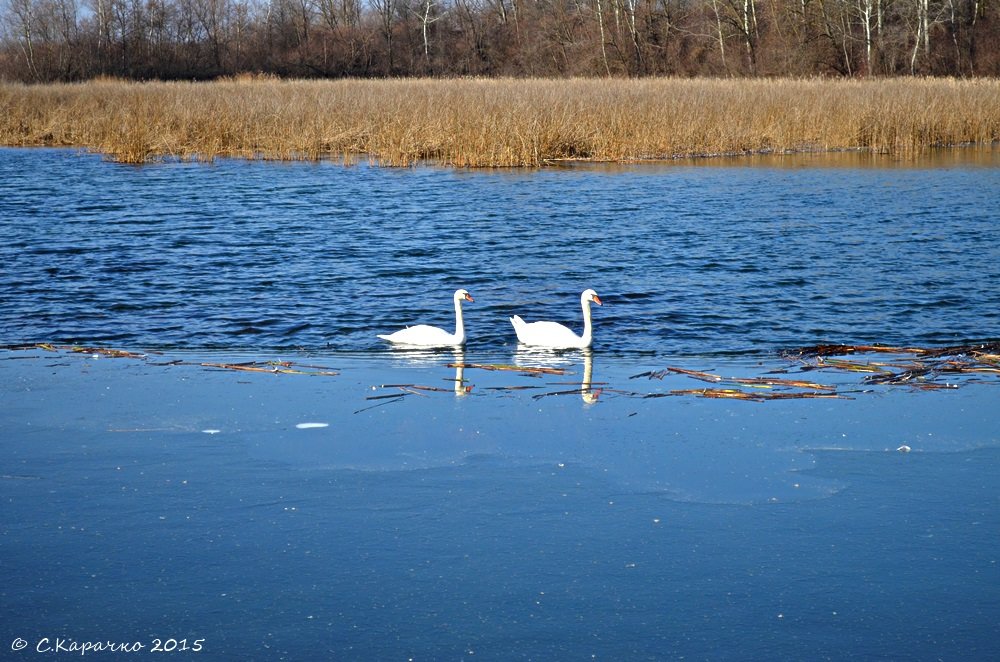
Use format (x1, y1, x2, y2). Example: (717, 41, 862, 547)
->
(453, 295, 466, 343)
(581, 298, 593, 345)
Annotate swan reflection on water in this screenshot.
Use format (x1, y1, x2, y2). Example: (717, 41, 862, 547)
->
(513, 347, 599, 405)
(378, 344, 599, 403)
(380, 346, 472, 397)
(453, 359, 470, 397)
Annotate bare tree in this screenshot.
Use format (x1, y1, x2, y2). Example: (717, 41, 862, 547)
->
(4, 0, 41, 78)
(370, 0, 396, 72)
(411, 0, 442, 69)
(594, 0, 611, 74)
(909, 0, 928, 71)
(709, 0, 729, 71)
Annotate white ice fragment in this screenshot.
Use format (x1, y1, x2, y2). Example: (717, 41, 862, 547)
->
(296, 422, 330, 429)
(202, 429, 221, 435)
(896, 445, 912, 453)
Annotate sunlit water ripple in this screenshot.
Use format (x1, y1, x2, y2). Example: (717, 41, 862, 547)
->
(2, 147, 999, 358)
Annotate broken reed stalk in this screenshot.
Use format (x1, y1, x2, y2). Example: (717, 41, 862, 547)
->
(668, 388, 848, 401)
(354, 393, 408, 414)
(449, 362, 567, 375)
(2, 78, 998, 166)
(199, 361, 339, 376)
(378, 383, 451, 392)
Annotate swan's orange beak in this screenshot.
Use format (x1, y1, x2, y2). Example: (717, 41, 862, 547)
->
(592, 294, 603, 306)
(465, 293, 475, 302)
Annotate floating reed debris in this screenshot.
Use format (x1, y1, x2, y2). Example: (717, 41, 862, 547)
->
(482, 385, 544, 391)
(0, 343, 340, 376)
(634, 342, 999, 401)
(200, 361, 280, 373)
(729, 377, 836, 391)
(781, 341, 1000, 359)
(633, 367, 724, 383)
(56, 344, 149, 359)
(0, 342, 151, 359)
(532, 388, 594, 400)
(667, 388, 848, 402)
(2, 78, 999, 166)
(354, 393, 408, 414)
(358, 380, 473, 412)
(4, 341, 996, 406)
(377, 383, 451, 393)
(198, 360, 339, 376)
(632, 366, 837, 391)
(784, 343, 1000, 390)
(449, 362, 567, 376)
(531, 386, 644, 400)
(366, 392, 414, 400)
(814, 358, 892, 374)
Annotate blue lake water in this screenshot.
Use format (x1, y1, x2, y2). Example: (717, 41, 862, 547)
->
(2, 147, 1000, 659)
(2, 147, 999, 355)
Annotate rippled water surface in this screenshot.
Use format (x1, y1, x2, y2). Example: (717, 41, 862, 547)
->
(3, 147, 999, 355)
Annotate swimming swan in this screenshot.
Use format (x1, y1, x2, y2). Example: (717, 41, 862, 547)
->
(510, 289, 602, 349)
(378, 289, 474, 347)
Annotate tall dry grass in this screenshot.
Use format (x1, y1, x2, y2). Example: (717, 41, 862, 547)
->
(1, 77, 998, 166)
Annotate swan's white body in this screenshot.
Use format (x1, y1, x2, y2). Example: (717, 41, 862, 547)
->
(378, 289, 473, 347)
(510, 289, 602, 349)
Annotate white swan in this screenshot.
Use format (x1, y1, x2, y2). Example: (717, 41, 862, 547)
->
(378, 289, 474, 347)
(510, 289, 602, 349)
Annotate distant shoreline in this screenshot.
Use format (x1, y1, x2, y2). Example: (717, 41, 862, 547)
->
(2, 77, 999, 167)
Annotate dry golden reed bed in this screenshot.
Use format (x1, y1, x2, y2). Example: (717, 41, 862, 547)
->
(1, 77, 999, 166)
